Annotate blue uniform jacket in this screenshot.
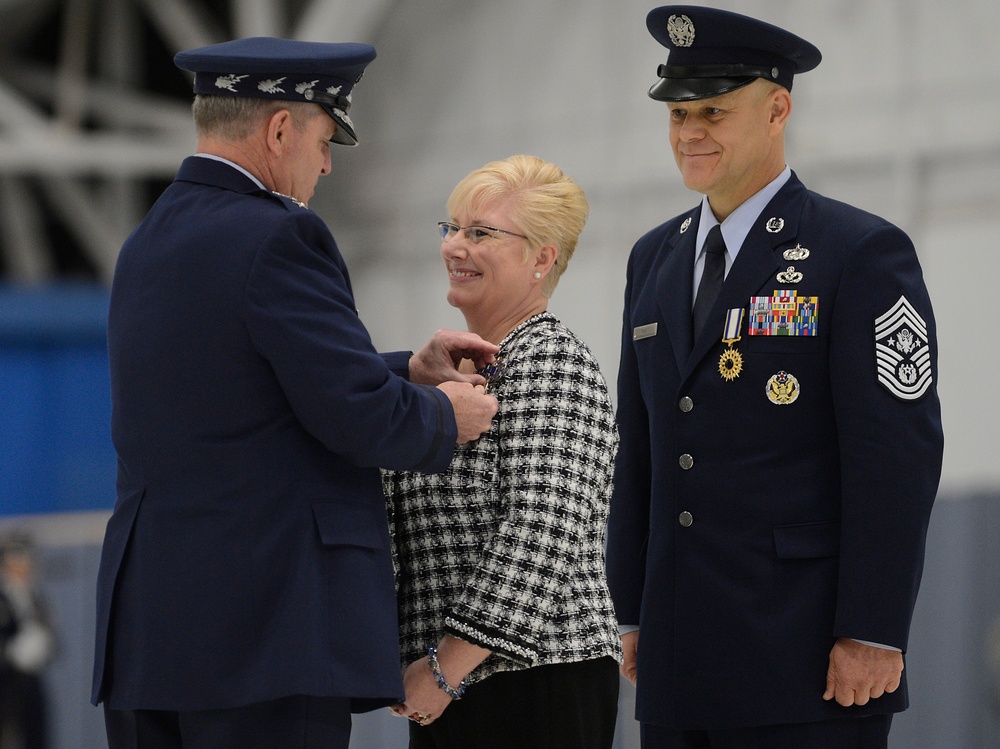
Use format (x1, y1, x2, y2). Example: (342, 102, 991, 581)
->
(606, 173, 943, 730)
(92, 156, 456, 712)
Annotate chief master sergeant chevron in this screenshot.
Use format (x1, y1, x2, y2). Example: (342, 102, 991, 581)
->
(90, 37, 498, 749)
(605, 7, 944, 748)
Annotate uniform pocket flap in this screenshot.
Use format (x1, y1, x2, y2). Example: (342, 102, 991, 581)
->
(312, 499, 385, 550)
(773, 520, 840, 559)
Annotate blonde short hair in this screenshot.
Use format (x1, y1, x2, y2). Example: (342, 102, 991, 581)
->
(446, 155, 589, 297)
(192, 95, 322, 141)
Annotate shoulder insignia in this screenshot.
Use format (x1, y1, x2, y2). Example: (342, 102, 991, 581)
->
(875, 295, 933, 400)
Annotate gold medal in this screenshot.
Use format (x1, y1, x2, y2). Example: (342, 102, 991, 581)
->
(718, 308, 745, 381)
(719, 347, 743, 381)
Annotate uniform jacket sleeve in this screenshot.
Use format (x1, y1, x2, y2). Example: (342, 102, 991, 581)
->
(826, 216, 943, 650)
(244, 209, 455, 473)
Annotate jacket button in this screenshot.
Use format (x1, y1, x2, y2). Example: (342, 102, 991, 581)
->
(678, 396, 694, 412)
(679, 454, 694, 470)
(679, 511, 693, 527)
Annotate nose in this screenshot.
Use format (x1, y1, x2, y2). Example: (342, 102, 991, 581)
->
(676, 116, 704, 142)
(440, 232, 468, 258)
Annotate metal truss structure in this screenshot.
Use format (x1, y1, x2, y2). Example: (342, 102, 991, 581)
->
(0, 0, 392, 283)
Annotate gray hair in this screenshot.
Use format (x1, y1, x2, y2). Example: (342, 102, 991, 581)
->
(192, 95, 322, 141)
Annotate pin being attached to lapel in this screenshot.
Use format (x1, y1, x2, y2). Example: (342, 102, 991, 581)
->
(680, 217, 692, 234)
(718, 308, 745, 381)
(776, 266, 803, 284)
(477, 354, 507, 395)
(765, 217, 785, 233)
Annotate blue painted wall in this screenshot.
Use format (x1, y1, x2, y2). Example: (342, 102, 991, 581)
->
(0, 284, 115, 516)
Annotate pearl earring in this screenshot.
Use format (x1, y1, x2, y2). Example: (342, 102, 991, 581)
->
(533, 272, 542, 279)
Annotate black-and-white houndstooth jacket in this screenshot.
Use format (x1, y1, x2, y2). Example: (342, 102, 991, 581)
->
(383, 312, 623, 685)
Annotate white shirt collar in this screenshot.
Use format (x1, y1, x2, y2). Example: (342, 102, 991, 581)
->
(193, 153, 267, 191)
(695, 165, 792, 264)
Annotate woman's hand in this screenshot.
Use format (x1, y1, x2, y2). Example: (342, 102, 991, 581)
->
(389, 655, 455, 726)
(388, 635, 492, 726)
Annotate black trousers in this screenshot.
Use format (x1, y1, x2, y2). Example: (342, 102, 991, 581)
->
(409, 656, 619, 749)
(640, 714, 893, 749)
(103, 695, 352, 749)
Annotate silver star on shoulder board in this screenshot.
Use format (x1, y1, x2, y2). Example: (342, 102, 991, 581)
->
(272, 191, 306, 208)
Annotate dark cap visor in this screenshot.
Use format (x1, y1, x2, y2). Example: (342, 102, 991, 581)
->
(648, 74, 758, 102)
(321, 106, 358, 146)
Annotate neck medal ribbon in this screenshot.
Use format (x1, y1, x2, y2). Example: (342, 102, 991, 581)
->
(718, 308, 745, 381)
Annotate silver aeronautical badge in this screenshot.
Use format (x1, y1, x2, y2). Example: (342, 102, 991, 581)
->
(783, 244, 810, 261)
(765, 217, 785, 233)
(680, 217, 692, 234)
(766, 371, 800, 405)
(667, 15, 696, 47)
(776, 266, 803, 284)
(874, 295, 933, 400)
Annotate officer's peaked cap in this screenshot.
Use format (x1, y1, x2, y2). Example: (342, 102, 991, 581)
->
(646, 6, 821, 102)
(174, 37, 376, 146)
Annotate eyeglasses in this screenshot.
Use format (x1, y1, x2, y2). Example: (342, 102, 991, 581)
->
(437, 221, 527, 244)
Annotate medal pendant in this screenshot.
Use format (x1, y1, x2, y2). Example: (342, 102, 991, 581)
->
(718, 308, 745, 381)
(719, 346, 743, 381)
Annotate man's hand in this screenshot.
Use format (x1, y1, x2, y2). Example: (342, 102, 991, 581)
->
(823, 638, 903, 706)
(620, 630, 639, 686)
(410, 330, 499, 386)
(437, 382, 498, 444)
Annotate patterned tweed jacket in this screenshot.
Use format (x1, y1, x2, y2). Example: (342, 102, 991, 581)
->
(384, 312, 623, 684)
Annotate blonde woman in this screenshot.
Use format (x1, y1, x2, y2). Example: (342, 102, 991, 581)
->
(384, 155, 622, 748)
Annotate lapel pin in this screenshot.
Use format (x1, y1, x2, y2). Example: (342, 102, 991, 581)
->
(776, 266, 803, 284)
(783, 244, 810, 261)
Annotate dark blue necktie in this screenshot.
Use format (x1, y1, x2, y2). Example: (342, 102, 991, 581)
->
(692, 225, 726, 338)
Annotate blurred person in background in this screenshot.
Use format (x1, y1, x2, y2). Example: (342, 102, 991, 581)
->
(384, 154, 622, 749)
(0, 533, 55, 749)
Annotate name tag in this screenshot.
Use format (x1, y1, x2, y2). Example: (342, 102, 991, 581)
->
(633, 322, 658, 341)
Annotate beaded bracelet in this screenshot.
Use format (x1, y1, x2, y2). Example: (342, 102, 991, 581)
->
(427, 646, 467, 700)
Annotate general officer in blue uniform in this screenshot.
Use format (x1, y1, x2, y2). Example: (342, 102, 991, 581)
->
(91, 38, 499, 749)
(605, 7, 944, 748)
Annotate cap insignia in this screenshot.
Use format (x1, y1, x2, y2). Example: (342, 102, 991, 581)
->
(334, 109, 354, 128)
(296, 81, 319, 96)
(258, 78, 287, 95)
(667, 14, 696, 47)
(215, 74, 248, 92)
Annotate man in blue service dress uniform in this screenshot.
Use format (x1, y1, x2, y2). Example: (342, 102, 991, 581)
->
(606, 7, 944, 748)
(91, 38, 499, 749)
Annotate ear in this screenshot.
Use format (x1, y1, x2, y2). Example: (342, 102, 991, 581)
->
(532, 243, 559, 280)
(266, 109, 294, 156)
(768, 87, 792, 131)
